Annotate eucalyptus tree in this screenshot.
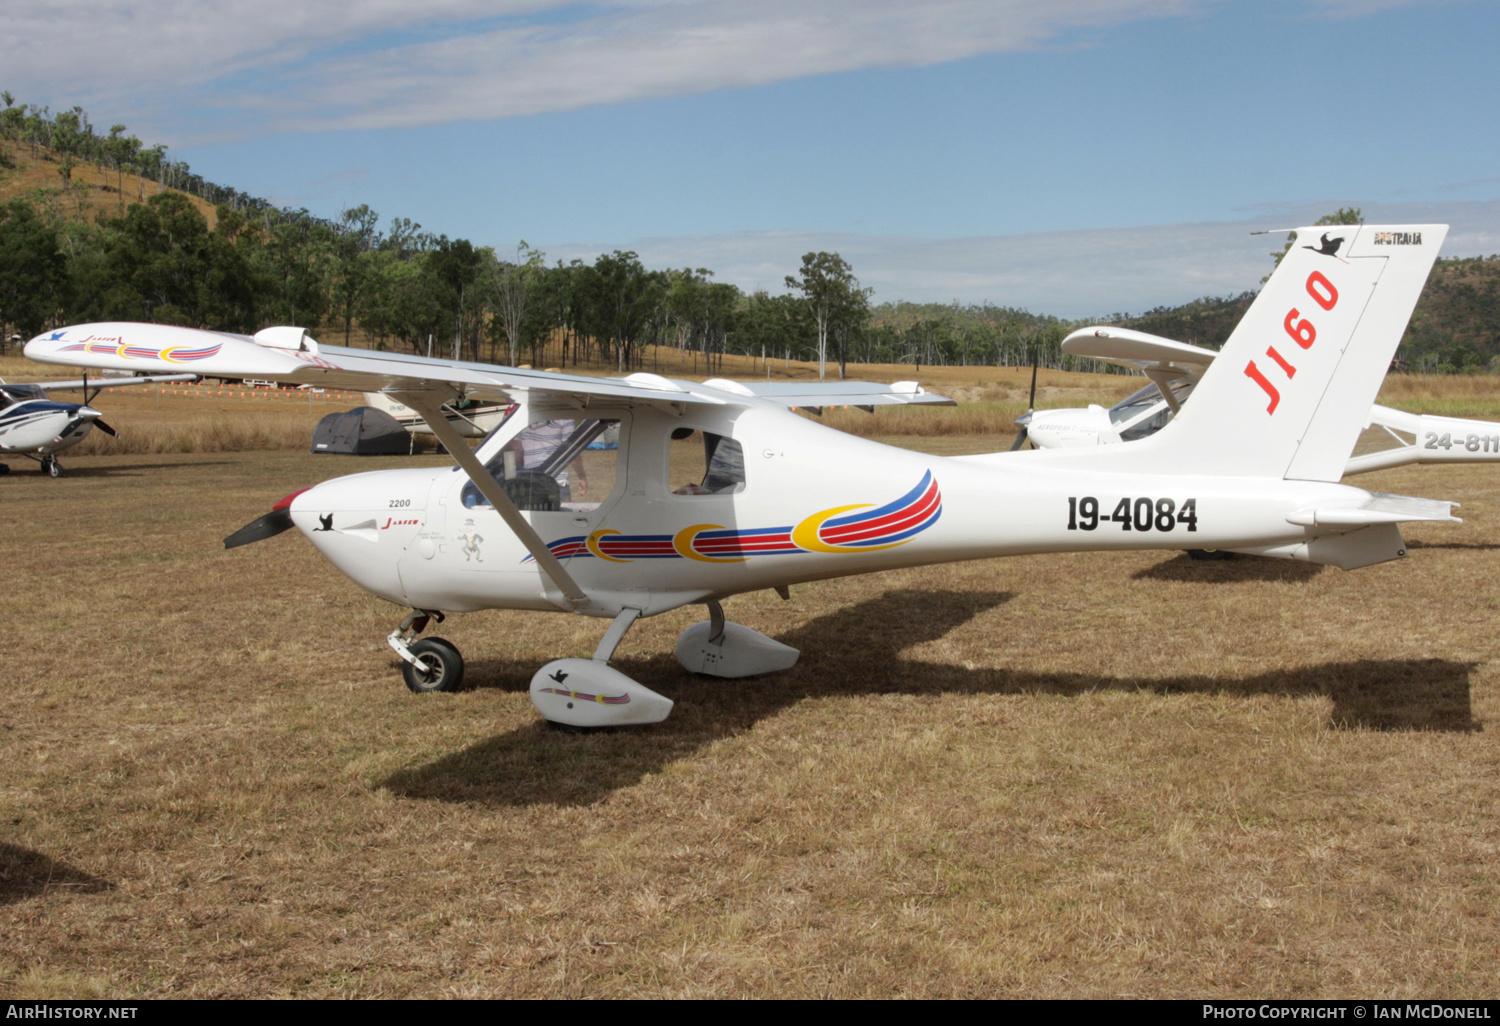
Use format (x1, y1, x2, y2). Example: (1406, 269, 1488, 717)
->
(0, 200, 66, 343)
(785, 251, 865, 379)
(92, 192, 216, 325)
(50, 106, 92, 189)
(102, 125, 142, 210)
(530, 259, 586, 366)
(736, 290, 806, 364)
(580, 251, 661, 372)
(492, 241, 546, 365)
(259, 208, 334, 329)
(428, 236, 483, 360)
(330, 205, 382, 344)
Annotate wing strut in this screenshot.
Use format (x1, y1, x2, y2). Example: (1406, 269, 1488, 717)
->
(1143, 367, 1183, 413)
(395, 392, 589, 607)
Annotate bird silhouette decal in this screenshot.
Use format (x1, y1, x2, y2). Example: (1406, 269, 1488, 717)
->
(315, 513, 334, 532)
(1303, 232, 1344, 258)
(549, 669, 569, 684)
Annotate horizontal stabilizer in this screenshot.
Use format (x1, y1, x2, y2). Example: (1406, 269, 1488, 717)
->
(1286, 492, 1459, 529)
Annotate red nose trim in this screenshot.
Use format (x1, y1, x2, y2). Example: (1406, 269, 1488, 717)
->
(272, 487, 313, 511)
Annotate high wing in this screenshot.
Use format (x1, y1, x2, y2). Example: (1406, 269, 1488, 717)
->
(25, 324, 951, 412)
(1061, 326, 1219, 376)
(707, 378, 955, 410)
(1062, 326, 1218, 414)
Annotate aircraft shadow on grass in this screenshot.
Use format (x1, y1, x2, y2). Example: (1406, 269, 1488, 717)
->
(1404, 539, 1500, 552)
(1134, 553, 1325, 584)
(0, 843, 112, 906)
(5, 459, 235, 479)
(383, 589, 1479, 808)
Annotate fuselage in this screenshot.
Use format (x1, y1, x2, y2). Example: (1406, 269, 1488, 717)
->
(0, 388, 98, 455)
(285, 398, 1372, 620)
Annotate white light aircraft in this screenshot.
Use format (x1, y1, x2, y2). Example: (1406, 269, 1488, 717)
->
(362, 390, 516, 439)
(26, 225, 1455, 728)
(1017, 319, 1500, 477)
(0, 368, 198, 476)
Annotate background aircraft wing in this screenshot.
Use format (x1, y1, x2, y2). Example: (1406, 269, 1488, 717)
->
(22, 372, 200, 392)
(1062, 326, 1218, 379)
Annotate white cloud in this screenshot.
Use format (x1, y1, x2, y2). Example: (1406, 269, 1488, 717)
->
(283, 0, 1206, 131)
(4, 0, 1207, 137)
(541, 199, 1500, 318)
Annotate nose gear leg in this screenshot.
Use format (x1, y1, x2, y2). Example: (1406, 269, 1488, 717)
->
(387, 608, 444, 668)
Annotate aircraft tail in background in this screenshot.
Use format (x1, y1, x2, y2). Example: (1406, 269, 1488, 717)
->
(1104, 224, 1446, 482)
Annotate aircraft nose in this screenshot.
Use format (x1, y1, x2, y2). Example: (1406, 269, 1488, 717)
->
(285, 474, 421, 607)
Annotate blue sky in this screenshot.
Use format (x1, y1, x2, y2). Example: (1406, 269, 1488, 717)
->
(6, 0, 1498, 316)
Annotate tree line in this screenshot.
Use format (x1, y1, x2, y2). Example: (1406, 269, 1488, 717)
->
(0, 94, 1111, 376)
(3, 95, 1496, 375)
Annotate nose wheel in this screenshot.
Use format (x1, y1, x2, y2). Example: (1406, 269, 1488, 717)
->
(401, 638, 465, 693)
(41, 455, 61, 478)
(388, 610, 464, 693)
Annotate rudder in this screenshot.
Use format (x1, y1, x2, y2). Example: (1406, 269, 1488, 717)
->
(1123, 223, 1446, 481)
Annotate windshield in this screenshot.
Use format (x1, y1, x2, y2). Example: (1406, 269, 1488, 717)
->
(0, 384, 47, 409)
(1107, 380, 1195, 424)
(461, 417, 620, 512)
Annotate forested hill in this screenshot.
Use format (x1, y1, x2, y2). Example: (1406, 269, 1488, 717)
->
(1107, 257, 1500, 373)
(0, 143, 218, 227)
(1401, 257, 1500, 372)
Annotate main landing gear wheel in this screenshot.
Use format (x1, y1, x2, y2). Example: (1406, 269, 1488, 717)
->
(402, 637, 465, 693)
(1187, 548, 1235, 561)
(0, 462, 9, 475)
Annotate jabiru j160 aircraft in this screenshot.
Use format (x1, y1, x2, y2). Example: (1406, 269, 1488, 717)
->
(26, 224, 1456, 729)
(0, 370, 198, 476)
(1015, 307, 1500, 477)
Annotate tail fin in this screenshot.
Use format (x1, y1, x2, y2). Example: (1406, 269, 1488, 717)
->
(1125, 223, 1446, 481)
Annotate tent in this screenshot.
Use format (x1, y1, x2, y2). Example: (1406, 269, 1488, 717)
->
(311, 406, 411, 455)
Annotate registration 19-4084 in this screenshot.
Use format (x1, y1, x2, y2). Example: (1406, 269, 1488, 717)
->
(1067, 497, 1199, 532)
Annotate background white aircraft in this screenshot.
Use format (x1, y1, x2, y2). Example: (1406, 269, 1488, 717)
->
(26, 224, 1453, 729)
(1016, 325, 1500, 477)
(362, 390, 517, 439)
(0, 371, 198, 476)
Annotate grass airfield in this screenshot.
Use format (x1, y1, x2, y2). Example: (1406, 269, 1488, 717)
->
(2, 361, 1499, 998)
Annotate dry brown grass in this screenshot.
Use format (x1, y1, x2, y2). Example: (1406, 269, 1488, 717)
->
(0, 148, 218, 227)
(2, 384, 1499, 998)
(1377, 374, 1500, 418)
(0, 363, 370, 456)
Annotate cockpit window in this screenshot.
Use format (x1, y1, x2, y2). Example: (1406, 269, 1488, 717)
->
(462, 418, 620, 512)
(1108, 380, 1194, 442)
(0, 384, 46, 409)
(668, 428, 746, 496)
(1107, 380, 1194, 423)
